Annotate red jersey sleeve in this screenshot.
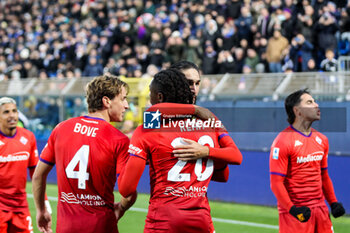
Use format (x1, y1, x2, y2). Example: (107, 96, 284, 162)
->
(320, 136, 329, 169)
(116, 137, 130, 176)
(39, 127, 57, 166)
(146, 103, 195, 117)
(28, 132, 39, 168)
(269, 134, 290, 176)
(128, 126, 148, 160)
(270, 133, 294, 210)
(119, 126, 148, 197)
(208, 132, 242, 164)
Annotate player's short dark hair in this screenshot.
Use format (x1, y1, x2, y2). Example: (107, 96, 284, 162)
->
(86, 74, 128, 113)
(152, 68, 193, 104)
(285, 88, 310, 124)
(170, 61, 200, 74)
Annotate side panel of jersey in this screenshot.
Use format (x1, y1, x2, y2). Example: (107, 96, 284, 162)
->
(40, 116, 129, 233)
(270, 126, 329, 211)
(0, 127, 38, 211)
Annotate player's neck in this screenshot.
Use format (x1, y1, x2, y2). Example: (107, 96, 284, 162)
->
(292, 120, 313, 135)
(0, 126, 16, 137)
(88, 111, 109, 122)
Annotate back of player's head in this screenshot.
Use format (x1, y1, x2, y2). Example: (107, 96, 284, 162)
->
(285, 88, 310, 124)
(151, 68, 193, 104)
(170, 61, 200, 74)
(86, 74, 128, 113)
(0, 97, 16, 107)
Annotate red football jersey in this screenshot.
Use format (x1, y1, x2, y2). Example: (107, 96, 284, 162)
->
(270, 126, 329, 212)
(40, 116, 129, 233)
(0, 127, 38, 212)
(129, 123, 223, 232)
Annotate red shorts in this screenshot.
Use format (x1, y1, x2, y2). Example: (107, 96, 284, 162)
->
(0, 209, 33, 233)
(279, 205, 333, 233)
(144, 204, 214, 233)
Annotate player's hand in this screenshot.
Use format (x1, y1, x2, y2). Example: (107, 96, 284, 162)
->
(289, 205, 311, 222)
(331, 202, 345, 218)
(173, 138, 209, 161)
(194, 106, 215, 121)
(36, 210, 52, 233)
(114, 202, 126, 221)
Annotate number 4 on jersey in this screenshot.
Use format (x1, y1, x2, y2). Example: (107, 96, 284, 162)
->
(65, 145, 90, 189)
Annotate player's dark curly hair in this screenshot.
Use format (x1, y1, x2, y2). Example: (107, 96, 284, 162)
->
(86, 74, 128, 113)
(152, 68, 193, 104)
(285, 88, 310, 124)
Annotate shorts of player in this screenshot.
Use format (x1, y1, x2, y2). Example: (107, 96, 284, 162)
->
(56, 204, 118, 233)
(0, 209, 33, 233)
(279, 205, 333, 233)
(144, 204, 214, 233)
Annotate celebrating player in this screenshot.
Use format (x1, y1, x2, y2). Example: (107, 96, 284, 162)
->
(118, 69, 242, 233)
(32, 74, 136, 233)
(0, 97, 49, 233)
(147, 61, 240, 167)
(270, 89, 346, 233)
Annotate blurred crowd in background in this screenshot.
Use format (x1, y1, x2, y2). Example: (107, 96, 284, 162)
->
(0, 0, 350, 82)
(1, 0, 350, 138)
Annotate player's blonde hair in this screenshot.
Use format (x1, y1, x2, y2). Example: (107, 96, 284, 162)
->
(0, 97, 16, 106)
(85, 74, 128, 113)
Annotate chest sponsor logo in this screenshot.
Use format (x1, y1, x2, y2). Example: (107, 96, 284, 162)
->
(294, 140, 303, 147)
(272, 147, 279, 160)
(315, 136, 322, 145)
(164, 185, 208, 198)
(20, 136, 28, 145)
(0, 140, 4, 146)
(60, 192, 106, 206)
(128, 144, 143, 155)
(0, 151, 30, 163)
(296, 151, 324, 163)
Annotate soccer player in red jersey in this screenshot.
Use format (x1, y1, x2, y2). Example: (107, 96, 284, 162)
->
(270, 89, 346, 233)
(118, 69, 242, 233)
(32, 74, 137, 233)
(0, 97, 41, 233)
(147, 61, 239, 169)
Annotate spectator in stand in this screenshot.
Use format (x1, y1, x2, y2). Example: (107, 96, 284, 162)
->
(244, 48, 260, 73)
(320, 49, 338, 72)
(235, 6, 253, 41)
(83, 57, 104, 77)
(0, 0, 349, 79)
(202, 43, 217, 74)
(266, 29, 289, 73)
(289, 34, 314, 72)
(307, 58, 318, 72)
(281, 8, 296, 42)
(257, 7, 274, 39)
(314, 5, 339, 64)
(217, 50, 235, 74)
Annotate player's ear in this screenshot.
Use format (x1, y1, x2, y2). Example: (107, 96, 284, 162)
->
(293, 105, 300, 117)
(158, 92, 164, 103)
(102, 96, 110, 108)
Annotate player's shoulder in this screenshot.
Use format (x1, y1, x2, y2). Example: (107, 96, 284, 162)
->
(272, 126, 294, 147)
(16, 126, 35, 138)
(311, 128, 328, 142)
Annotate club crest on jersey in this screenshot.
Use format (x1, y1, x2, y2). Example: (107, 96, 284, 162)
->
(143, 110, 161, 129)
(272, 147, 280, 160)
(315, 136, 322, 145)
(294, 140, 303, 147)
(0, 140, 4, 146)
(20, 136, 28, 145)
